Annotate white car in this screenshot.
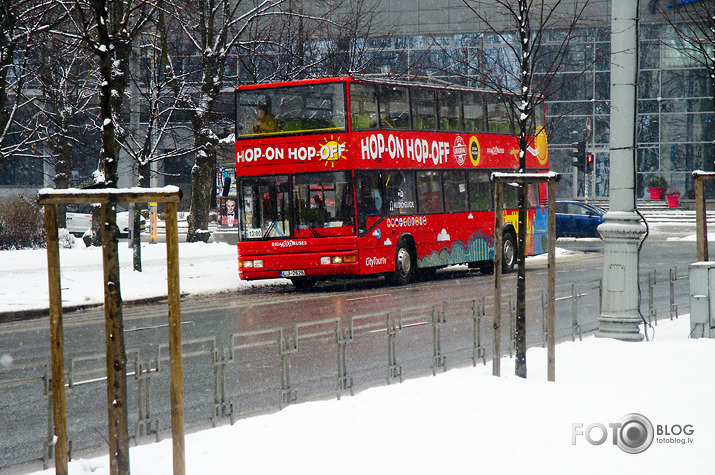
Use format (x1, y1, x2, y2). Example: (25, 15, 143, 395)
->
(65, 204, 146, 237)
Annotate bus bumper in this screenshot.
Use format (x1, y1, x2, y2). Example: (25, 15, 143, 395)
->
(238, 251, 360, 280)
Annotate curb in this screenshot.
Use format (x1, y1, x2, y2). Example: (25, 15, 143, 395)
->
(0, 294, 181, 325)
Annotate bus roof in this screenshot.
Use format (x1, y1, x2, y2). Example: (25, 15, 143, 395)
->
(235, 76, 355, 92)
(235, 75, 496, 95)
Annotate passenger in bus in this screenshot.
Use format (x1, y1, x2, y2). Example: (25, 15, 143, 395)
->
(252, 105, 279, 134)
(337, 191, 355, 225)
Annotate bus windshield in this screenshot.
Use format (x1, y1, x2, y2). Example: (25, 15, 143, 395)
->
(236, 82, 347, 138)
(238, 175, 290, 240)
(293, 171, 354, 238)
(238, 171, 354, 241)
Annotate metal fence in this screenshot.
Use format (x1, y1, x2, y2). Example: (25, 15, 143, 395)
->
(0, 267, 689, 473)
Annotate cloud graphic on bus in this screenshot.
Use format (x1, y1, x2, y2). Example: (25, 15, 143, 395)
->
(437, 229, 450, 241)
(384, 238, 392, 246)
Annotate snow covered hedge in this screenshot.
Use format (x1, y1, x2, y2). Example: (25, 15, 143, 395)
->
(0, 195, 45, 250)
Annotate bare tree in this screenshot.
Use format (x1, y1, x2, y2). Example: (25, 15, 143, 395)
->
(34, 23, 98, 228)
(308, 0, 390, 77)
(70, 0, 155, 187)
(159, 0, 284, 242)
(460, 0, 591, 378)
(64, 0, 155, 246)
(121, 27, 202, 268)
(0, 0, 56, 166)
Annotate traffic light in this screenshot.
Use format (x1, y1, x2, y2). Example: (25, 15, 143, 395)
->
(586, 153, 594, 173)
(571, 141, 586, 172)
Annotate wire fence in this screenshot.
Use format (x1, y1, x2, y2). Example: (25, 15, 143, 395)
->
(0, 267, 690, 473)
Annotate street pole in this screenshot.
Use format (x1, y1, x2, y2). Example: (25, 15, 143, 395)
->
(596, 0, 647, 341)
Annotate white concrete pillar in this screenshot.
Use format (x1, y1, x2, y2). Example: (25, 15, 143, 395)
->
(597, 0, 647, 341)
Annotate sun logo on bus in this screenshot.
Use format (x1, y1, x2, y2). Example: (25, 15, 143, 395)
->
(534, 126, 549, 166)
(319, 136, 348, 167)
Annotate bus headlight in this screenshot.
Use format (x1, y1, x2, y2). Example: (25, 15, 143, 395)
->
(321, 255, 356, 265)
(240, 259, 263, 269)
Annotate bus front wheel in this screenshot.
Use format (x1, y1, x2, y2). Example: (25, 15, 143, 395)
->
(387, 241, 415, 285)
(290, 276, 317, 290)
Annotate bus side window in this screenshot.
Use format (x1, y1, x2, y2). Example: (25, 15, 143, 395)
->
(356, 172, 384, 233)
(385, 170, 416, 215)
(487, 95, 515, 134)
(503, 183, 519, 209)
(443, 170, 468, 212)
(463, 92, 487, 133)
(349, 83, 378, 130)
(438, 90, 462, 131)
(411, 88, 437, 130)
(378, 85, 409, 130)
(417, 171, 444, 213)
(468, 171, 493, 211)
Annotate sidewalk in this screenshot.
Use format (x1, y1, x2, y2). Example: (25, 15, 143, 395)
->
(0, 241, 278, 322)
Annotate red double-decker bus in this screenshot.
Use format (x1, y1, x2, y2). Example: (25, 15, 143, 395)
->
(234, 76, 550, 289)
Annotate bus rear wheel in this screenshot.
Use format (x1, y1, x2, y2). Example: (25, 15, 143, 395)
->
(502, 232, 516, 273)
(470, 232, 516, 274)
(387, 241, 416, 285)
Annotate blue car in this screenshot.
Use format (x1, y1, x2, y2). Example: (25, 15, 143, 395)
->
(554, 201, 605, 238)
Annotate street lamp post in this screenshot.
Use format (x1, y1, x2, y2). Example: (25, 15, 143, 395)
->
(597, 0, 647, 341)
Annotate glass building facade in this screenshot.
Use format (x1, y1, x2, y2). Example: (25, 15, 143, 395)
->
(339, 21, 713, 200)
(2, 1, 711, 203)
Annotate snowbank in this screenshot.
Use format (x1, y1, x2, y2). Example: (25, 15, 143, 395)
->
(28, 317, 714, 475)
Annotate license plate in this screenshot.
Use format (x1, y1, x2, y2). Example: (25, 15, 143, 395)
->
(281, 269, 305, 277)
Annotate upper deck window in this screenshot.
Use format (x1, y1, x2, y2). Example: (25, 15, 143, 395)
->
(349, 83, 379, 130)
(463, 91, 487, 132)
(487, 95, 515, 134)
(236, 82, 347, 138)
(438, 90, 462, 131)
(378, 85, 409, 130)
(411, 88, 437, 130)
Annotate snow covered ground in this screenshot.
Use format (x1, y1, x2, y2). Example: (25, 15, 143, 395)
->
(0, 229, 712, 474)
(23, 317, 715, 475)
(0, 237, 278, 315)
(0, 235, 586, 315)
